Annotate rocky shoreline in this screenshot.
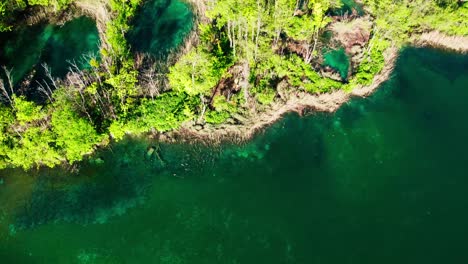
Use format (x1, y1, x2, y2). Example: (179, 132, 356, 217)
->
(160, 33, 468, 144)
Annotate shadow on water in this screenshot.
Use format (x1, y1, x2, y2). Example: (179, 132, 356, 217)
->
(0, 16, 99, 101)
(10, 138, 162, 228)
(127, 0, 194, 59)
(8, 137, 221, 229)
(0, 47, 468, 263)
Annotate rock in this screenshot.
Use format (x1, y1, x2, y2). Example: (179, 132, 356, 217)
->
(194, 125, 203, 131)
(350, 44, 363, 56)
(232, 113, 248, 124)
(146, 147, 155, 157)
(159, 134, 169, 142)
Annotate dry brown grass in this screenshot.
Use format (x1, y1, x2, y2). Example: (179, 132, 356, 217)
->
(330, 16, 373, 54)
(74, 0, 111, 45)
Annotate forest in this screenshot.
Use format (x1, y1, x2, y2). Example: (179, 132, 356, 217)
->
(0, 0, 467, 169)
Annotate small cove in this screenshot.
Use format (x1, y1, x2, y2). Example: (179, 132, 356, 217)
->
(127, 0, 194, 58)
(323, 47, 350, 80)
(0, 16, 99, 98)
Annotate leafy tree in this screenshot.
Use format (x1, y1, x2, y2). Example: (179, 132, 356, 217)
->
(51, 101, 105, 163)
(0, 106, 14, 169)
(109, 92, 194, 140)
(136, 92, 192, 132)
(168, 49, 224, 96)
(5, 127, 61, 169)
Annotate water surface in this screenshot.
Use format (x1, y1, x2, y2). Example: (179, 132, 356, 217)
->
(1, 48, 468, 263)
(0, 16, 99, 96)
(323, 47, 350, 79)
(127, 0, 194, 58)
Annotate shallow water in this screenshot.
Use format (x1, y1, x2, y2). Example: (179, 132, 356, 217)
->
(0, 16, 99, 95)
(323, 47, 350, 79)
(127, 0, 193, 58)
(1, 47, 468, 263)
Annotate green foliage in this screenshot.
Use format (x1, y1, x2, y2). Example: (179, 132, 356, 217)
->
(108, 120, 128, 141)
(256, 89, 277, 105)
(13, 96, 47, 125)
(0, 2, 11, 32)
(205, 94, 240, 124)
(205, 110, 230, 124)
(284, 0, 333, 41)
(364, 0, 468, 40)
(104, 0, 142, 60)
(104, 65, 139, 115)
(424, 3, 468, 36)
(168, 49, 223, 96)
(169, 20, 234, 96)
(109, 92, 194, 140)
(26, 0, 73, 9)
(0, 106, 13, 169)
(0, 93, 106, 168)
(97, 0, 143, 120)
(0, 0, 73, 32)
(212, 95, 236, 112)
(51, 101, 105, 163)
(351, 38, 389, 85)
(255, 54, 341, 95)
(250, 78, 276, 105)
(136, 92, 192, 132)
(6, 127, 62, 169)
(1, 0, 467, 170)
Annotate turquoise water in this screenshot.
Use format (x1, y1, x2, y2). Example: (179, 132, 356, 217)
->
(127, 0, 194, 58)
(1, 47, 468, 263)
(323, 47, 350, 79)
(0, 17, 99, 91)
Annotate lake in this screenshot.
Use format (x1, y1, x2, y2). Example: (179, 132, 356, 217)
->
(1, 47, 467, 263)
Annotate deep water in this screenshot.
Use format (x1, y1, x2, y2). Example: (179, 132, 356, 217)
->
(127, 0, 193, 58)
(1, 47, 468, 263)
(0, 16, 99, 97)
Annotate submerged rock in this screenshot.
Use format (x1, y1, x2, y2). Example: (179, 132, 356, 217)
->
(146, 147, 155, 157)
(89, 157, 104, 165)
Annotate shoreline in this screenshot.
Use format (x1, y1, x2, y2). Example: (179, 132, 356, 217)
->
(161, 32, 468, 145)
(2, 4, 468, 170)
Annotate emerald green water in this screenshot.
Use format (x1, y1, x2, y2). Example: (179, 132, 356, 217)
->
(1, 47, 468, 263)
(127, 0, 193, 58)
(0, 16, 99, 90)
